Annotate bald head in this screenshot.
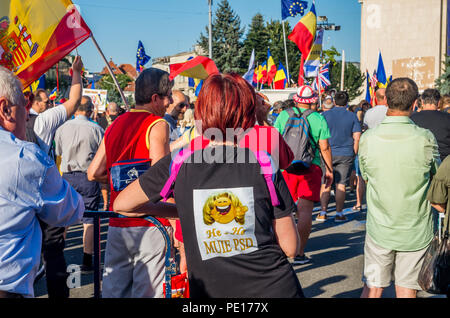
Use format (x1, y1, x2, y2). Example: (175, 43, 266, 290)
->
(107, 102, 119, 115)
(375, 88, 387, 105)
(166, 90, 188, 118)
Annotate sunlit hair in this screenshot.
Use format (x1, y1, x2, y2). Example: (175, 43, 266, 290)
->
(0, 66, 26, 107)
(195, 73, 256, 141)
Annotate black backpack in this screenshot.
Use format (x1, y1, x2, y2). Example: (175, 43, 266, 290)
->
(281, 107, 317, 174)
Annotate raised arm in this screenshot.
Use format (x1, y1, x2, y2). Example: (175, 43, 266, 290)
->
(62, 56, 84, 119)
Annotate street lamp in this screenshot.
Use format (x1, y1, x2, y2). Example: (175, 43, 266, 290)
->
(317, 15, 341, 31)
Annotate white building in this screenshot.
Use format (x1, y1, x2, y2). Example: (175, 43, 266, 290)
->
(359, 0, 448, 90)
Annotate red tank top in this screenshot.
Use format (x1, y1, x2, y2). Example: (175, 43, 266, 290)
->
(105, 110, 171, 227)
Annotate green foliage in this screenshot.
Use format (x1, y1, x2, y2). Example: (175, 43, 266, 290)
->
(435, 55, 450, 95)
(322, 46, 341, 66)
(198, 0, 244, 73)
(241, 13, 269, 70)
(329, 61, 365, 101)
(97, 73, 133, 104)
(265, 20, 301, 85)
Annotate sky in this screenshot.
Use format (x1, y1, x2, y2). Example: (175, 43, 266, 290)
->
(72, 0, 361, 73)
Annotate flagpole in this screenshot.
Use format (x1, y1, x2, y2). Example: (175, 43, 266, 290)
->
(90, 34, 129, 110)
(340, 50, 345, 91)
(282, 20, 291, 87)
(208, 0, 213, 59)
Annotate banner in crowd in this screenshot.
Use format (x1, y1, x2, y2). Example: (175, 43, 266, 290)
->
(0, 0, 91, 89)
(83, 88, 107, 112)
(304, 28, 324, 78)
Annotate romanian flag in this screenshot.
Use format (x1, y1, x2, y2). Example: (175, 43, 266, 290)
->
(274, 63, 288, 89)
(288, 0, 317, 85)
(266, 48, 277, 85)
(288, 0, 317, 58)
(365, 70, 372, 104)
(0, 0, 91, 89)
(255, 64, 262, 84)
(260, 61, 268, 84)
(376, 51, 387, 88)
(49, 87, 57, 100)
(169, 56, 219, 81)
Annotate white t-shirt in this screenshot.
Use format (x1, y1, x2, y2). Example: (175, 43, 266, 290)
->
(363, 105, 388, 129)
(30, 105, 67, 154)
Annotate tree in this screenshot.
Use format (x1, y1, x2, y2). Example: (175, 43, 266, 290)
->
(97, 73, 133, 105)
(435, 55, 450, 95)
(329, 61, 365, 101)
(321, 46, 341, 67)
(198, 0, 244, 73)
(266, 19, 301, 86)
(241, 13, 269, 70)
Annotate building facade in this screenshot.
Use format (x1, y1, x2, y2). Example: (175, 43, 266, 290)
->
(359, 0, 448, 90)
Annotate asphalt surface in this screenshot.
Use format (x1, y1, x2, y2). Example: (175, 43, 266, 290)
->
(34, 190, 444, 299)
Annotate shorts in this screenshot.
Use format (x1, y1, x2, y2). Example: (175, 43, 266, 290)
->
(362, 234, 429, 290)
(321, 155, 354, 185)
(63, 171, 100, 224)
(282, 164, 322, 202)
(354, 155, 361, 177)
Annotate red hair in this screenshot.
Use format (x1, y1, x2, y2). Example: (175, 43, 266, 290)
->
(195, 73, 256, 141)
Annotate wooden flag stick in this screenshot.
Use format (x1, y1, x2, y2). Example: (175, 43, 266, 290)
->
(90, 34, 129, 110)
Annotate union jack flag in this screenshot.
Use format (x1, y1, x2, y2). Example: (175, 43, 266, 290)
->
(312, 62, 331, 92)
(370, 70, 378, 88)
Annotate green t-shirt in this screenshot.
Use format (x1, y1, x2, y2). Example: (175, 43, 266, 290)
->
(274, 107, 330, 167)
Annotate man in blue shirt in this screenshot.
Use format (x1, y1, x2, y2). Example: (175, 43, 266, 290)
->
(318, 91, 362, 222)
(0, 66, 84, 298)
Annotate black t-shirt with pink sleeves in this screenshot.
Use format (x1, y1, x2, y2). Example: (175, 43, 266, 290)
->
(139, 145, 303, 298)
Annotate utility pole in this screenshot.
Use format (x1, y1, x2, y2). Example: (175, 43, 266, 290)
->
(208, 0, 213, 59)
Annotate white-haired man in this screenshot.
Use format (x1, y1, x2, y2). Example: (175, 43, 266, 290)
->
(0, 66, 84, 298)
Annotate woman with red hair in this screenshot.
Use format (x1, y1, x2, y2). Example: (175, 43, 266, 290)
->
(113, 73, 303, 298)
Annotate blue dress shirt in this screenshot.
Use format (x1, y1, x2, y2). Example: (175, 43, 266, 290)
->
(0, 127, 84, 297)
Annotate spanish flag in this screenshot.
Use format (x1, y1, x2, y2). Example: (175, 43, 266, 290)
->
(0, 0, 91, 89)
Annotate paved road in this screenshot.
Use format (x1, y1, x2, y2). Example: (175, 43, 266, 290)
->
(34, 190, 443, 299)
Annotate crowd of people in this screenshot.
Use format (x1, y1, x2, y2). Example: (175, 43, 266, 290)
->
(0, 55, 448, 298)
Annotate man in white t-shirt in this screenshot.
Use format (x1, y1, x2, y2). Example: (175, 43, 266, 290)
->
(25, 56, 84, 299)
(27, 56, 84, 155)
(363, 88, 388, 130)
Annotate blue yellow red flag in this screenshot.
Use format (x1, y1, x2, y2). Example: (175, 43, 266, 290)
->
(274, 63, 288, 89)
(376, 51, 387, 87)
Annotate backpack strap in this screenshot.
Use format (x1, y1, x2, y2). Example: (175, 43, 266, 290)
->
(160, 136, 207, 201)
(252, 150, 280, 207)
(160, 147, 194, 201)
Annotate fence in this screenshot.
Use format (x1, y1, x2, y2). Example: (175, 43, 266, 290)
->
(82, 211, 177, 298)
